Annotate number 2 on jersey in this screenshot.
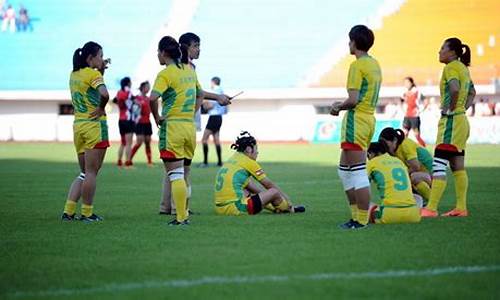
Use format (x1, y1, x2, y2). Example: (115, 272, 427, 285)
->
(181, 88, 196, 112)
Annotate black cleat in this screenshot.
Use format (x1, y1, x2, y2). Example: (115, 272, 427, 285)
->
(293, 205, 306, 213)
(80, 214, 103, 223)
(159, 211, 172, 215)
(167, 219, 190, 226)
(338, 219, 356, 229)
(61, 213, 76, 221)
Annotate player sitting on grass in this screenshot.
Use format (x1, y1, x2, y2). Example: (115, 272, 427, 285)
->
(214, 131, 305, 216)
(367, 142, 421, 224)
(378, 127, 432, 203)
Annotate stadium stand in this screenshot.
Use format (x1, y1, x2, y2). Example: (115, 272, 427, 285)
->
(315, 0, 500, 87)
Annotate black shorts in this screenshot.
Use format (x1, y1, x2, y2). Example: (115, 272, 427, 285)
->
(118, 120, 135, 135)
(403, 117, 421, 131)
(205, 115, 223, 133)
(135, 122, 152, 136)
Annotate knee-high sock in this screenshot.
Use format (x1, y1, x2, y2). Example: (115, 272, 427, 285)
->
(427, 178, 447, 211)
(216, 144, 222, 165)
(453, 170, 468, 211)
(415, 181, 431, 201)
(171, 179, 187, 222)
(203, 143, 208, 164)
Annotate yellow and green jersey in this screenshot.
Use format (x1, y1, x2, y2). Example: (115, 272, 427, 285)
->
(367, 153, 415, 207)
(214, 152, 267, 205)
(69, 67, 106, 121)
(394, 138, 433, 173)
(346, 55, 382, 115)
(151, 63, 202, 122)
(440, 60, 473, 114)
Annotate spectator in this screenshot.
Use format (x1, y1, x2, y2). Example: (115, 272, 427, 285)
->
(18, 5, 32, 32)
(475, 98, 492, 116)
(1, 4, 16, 32)
(495, 102, 500, 116)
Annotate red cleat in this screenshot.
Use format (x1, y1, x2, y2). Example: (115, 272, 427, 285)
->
(441, 209, 468, 217)
(420, 207, 438, 218)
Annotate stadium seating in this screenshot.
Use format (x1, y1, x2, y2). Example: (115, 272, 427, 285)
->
(0, 0, 172, 90)
(316, 0, 500, 87)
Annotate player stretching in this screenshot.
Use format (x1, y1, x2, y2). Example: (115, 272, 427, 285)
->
(62, 41, 110, 222)
(214, 132, 305, 216)
(330, 25, 382, 229)
(367, 142, 421, 224)
(401, 77, 426, 146)
(150, 36, 204, 225)
(421, 37, 475, 218)
(159, 32, 230, 215)
(378, 127, 432, 203)
(130, 81, 153, 166)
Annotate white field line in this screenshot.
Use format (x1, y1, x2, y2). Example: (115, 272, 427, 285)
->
(10, 265, 500, 298)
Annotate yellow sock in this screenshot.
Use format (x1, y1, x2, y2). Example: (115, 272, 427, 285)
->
(350, 204, 358, 221)
(357, 209, 369, 225)
(63, 200, 77, 215)
(171, 179, 187, 222)
(274, 199, 290, 212)
(427, 178, 447, 211)
(81, 204, 93, 217)
(415, 182, 431, 201)
(264, 203, 276, 212)
(453, 170, 468, 211)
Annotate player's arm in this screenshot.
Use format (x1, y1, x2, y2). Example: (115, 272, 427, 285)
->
(245, 179, 264, 194)
(203, 90, 231, 106)
(465, 82, 476, 110)
(406, 159, 422, 174)
(149, 92, 161, 127)
(446, 79, 460, 113)
(330, 89, 359, 115)
(88, 69, 109, 119)
(259, 177, 291, 204)
(195, 88, 205, 112)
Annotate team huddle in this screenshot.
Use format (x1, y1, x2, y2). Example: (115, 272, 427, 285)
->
(61, 25, 475, 228)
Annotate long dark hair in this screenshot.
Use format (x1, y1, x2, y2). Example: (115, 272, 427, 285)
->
(445, 37, 471, 66)
(379, 127, 405, 147)
(231, 131, 256, 152)
(179, 32, 200, 64)
(158, 36, 181, 67)
(368, 142, 388, 156)
(72, 41, 102, 72)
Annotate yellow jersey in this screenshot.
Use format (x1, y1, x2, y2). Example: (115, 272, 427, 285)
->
(214, 152, 267, 205)
(346, 55, 382, 114)
(394, 138, 433, 173)
(69, 67, 106, 121)
(367, 153, 415, 207)
(440, 60, 473, 114)
(151, 63, 202, 121)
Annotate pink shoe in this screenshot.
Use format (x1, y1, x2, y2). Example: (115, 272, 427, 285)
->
(441, 209, 468, 217)
(420, 207, 438, 218)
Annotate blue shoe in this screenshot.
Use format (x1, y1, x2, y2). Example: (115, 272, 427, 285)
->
(61, 213, 76, 221)
(80, 214, 103, 223)
(339, 219, 356, 229)
(293, 205, 306, 213)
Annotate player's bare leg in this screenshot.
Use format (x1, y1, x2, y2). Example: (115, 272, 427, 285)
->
(80, 148, 106, 222)
(124, 133, 134, 167)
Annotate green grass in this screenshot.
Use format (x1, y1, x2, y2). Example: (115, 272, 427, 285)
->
(1, 142, 499, 299)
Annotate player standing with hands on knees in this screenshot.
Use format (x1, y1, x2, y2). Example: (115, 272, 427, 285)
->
(420, 37, 475, 218)
(61, 41, 110, 222)
(330, 25, 382, 229)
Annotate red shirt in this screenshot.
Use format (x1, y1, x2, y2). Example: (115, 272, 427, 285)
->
(136, 95, 151, 124)
(116, 90, 134, 121)
(404, 87, 420, 117)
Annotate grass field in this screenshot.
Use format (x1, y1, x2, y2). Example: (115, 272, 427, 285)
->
(1, 142, 499, 299)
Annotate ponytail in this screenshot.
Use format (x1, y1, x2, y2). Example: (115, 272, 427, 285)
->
(379, 127, 405, 147)
(72, 41, 102, 72)
(180, 43, 189, 64)
(158, 36, 182, 67)
(445, 37, 471, 67)
(231, 131, 257, 152)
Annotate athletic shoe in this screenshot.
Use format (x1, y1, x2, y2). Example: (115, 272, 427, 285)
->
(168, 219, 190, 226)
(338, 219, 356, 229)
(80, 214, 103, 223)
(159, 211, 172, 215)
(293, 205, 306, 213)
(441, 208, 468, 217)
(350, 221, 368, 229)
(61, 213, 76, 221)
(420, 207, 438, 218)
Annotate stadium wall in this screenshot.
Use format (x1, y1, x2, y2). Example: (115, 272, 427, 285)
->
(0, 86, 499, 144)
